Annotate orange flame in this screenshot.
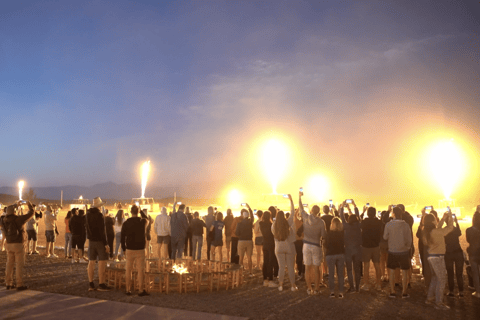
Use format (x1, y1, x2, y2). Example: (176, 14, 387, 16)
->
(172, 263, 188, 274)
(141, 161, 151, 198)
(18, 181, 25, 200)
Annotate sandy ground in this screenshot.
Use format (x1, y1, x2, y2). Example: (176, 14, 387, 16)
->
(1, 211, 479, 320)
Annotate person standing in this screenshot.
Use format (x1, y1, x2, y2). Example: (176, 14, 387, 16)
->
(466, 210, 480, 298)
(272, 194, 297, 292)
(85, 197, 111, 291)
(154, 207, 170, 260)
(143, 209, 154, 259)
(422, 211, 454, 310)
(294, 208, 305, 281)
(210, 212, 225, 262)
(299, 198, 327, 295)
(0, 201, 35, 290)
(230, 214, 241, 264)
(236, 204, 255, 276)
(360, 206, 383, 290)
(260, 210, 276, 287)
(44, 205, 58, 258)
(254, 210, 264, 270)
(339, 200, 362, 293)
(320, 205, 335, 278)
(114, 210, 125, 261)
(26, 205, 40, 255)
(104, 210, 115, 260)
(444, 213, 465, 297)
(121, 204, 149, 296)
(205, 206, 215, 260)
(170, 201, 189, 259)
(383, 206, 412, 299)
(64, 211, 73, 259)
(191, 211, 206, 260)
(70, 209, 88, 263)
(0, 206, 6, 251)
(224, 209, 234, 262)
(184, 207, 193, 258)
(325, 217, 346, 298)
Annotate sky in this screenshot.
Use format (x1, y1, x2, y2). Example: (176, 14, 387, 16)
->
(1, 0, 480, 204)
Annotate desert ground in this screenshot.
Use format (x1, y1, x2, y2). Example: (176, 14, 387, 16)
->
(1, 208, 479, 320)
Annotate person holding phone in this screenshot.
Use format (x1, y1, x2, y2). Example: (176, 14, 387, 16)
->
(466, 211, 480, 298)
(44, 204, 58, 258)
(1, 201, 35, 290)
(236, 203, 255, 276)
(444, 212, 465, 297)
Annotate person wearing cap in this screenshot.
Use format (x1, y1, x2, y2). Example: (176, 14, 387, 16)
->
(236, 204, 255, 276)
(85, 197, 111, 292)
(0, 201, 35, 290)
(44, 204, 58, 258)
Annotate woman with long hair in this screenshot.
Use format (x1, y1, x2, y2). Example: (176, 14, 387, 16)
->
(271, 194, 297, 292)
(210, 212, 225, 262)
(254, 210, 264, 270)
(466, 210, 480, 298)
(422, 211, 454, 310)
(325, 217, 345, 298)
(260, 210, 276, 286)
(379, 211, 391, 282)
(114, 210, 125, 261)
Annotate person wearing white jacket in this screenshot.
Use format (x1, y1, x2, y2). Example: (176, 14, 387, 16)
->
(154, 207, 171, 260)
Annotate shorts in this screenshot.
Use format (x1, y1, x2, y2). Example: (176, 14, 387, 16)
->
(387, 251, 411, 270)
(45, 230, 56, 242)
(88, 240, 109, 261)
(238, 240, 253, 257)
(226, 235, 232, 248)
(71, 235, 85, 250)
(362, 246, 380, 263)
(212, 239, 223, 247)
(157, 235, 171, 244)
(255, 236, 264, 246)
(303, 243, 323, 266)
(27, 230, 37, 241)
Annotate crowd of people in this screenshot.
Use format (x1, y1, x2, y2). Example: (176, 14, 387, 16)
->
(1, 194, 480, 310)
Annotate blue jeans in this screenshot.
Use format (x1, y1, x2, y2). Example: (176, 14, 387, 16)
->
(171, 237, 185, 259)
(114, 232, 123, 257)
(326, 254, 345, 294)
(192, 235, 203, 260)
(64, 233, 72, 257)
(345, 246, 362, 291)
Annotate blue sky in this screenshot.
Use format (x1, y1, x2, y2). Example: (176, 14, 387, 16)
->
(1, 0, 479, 200)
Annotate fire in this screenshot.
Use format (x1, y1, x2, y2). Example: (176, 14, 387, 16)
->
(227, 189, 242, 206)
(261, 139, 289, 194)
(18, 180, 25, 200)
(79, 195, 83, 200)
(172, 263, 188, 274)
(307, 175, 329, 202)
(428, 139, 466, 200)
(141, 160, 151, 198)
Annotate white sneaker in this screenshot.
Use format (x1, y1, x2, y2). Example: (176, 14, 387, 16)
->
(269, 282, 279, 288)
(291, 286, 298, 292)
(71, 259, 76, 264)
(278, 286, 283, 292)
(51, 254, 58, 258)
(46, 254, 52, 258)
(79, 258, 88, 264)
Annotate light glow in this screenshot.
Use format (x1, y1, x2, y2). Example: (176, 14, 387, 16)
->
(141, 161, 151, 198)
(172, 263, 188, 274)
(428, 139, 466, 200)
(228, 189, 242, 207)
(261, 139, 289, 194)
(18, 180, 25, 200)
(307, 175, 329, 202)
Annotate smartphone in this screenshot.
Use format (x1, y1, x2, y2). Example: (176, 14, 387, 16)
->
(346, 199, 353, 204)
(241, 203, 246, 206)
(254, 209, 257, 214)
(366, 203, 370, 207)
(378, 211, 382, 217)
(299, 187, 304, 196)
(447, 206, 451, 212)
(425, 206, 432, 210)
(452, 213, 456, 219)
(329, 199, 333, 208)
(303, 204, 308, 207)
(177, 202, 182, 205)
(283, 194, 289, 199)
(392, 204, 396, 208)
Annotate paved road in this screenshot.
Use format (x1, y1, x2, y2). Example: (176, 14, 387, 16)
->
(0, 287, 248, 320)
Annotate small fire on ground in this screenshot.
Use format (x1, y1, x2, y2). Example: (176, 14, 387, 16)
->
(172, 263, 188, 274)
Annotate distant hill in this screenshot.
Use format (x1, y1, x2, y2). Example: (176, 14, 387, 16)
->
(0, 181, 222, 202)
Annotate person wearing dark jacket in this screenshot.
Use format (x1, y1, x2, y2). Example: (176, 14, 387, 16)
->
(184, 207, 193, 257)
(360, 206, 383, 290)
(0, 201, 34, 290)
(191, 212, 206, 260)
(339, 201, 362, 293)
(170, 201, 189, 259)
(466, 211, 480, 298)
(121, 204, 149, 296)
(325, 217, 346, 298)
(105, 211, 115, 259)
(260, 210, 276, 286)
(236, 204, 254, 276)
(70, 209, 87, 263)
(85, 197, 111, 292)
(444, 214, 464, 297)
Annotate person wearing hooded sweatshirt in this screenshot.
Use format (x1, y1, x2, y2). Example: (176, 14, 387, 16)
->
(85, 197, 111, 292)
(299, 196, 327, 295)
(154, 206, 170, 260)
(0, 201, 35, 290)
(339, 200, 362, 293)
